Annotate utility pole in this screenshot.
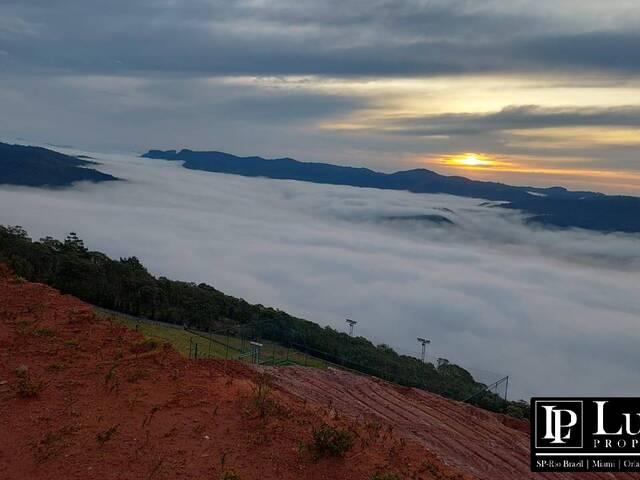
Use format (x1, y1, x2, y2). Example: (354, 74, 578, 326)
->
(417, 337, 431, 363)
(346, 319, 357, 337)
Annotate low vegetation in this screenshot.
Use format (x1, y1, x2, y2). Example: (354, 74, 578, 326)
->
(217, 471, 242, 480)
(250, 373, 276, 419)
(0, 225, 526, 417)
(130, 338, 160, 354)
(371, 474, 401, 480)
(96, 425, 119, 445)
(309, 423, 355, 459)
(15, 366, 42, 399)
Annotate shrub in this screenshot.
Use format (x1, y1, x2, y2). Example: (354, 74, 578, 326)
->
(505, 400, 530, 419)
(251, 373, 275, 418)
(130, 338, 160, 354)
(124, 368, 149, 383)
(34, 327, 56, 337)
(34, 429, 68, 463)
(16, 370, 43, 398)
(96, 425, 118, 445)
(310, 423, 355, 459)
(371, 473, 401, 480)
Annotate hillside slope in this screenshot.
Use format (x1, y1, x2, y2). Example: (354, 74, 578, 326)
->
(0, 267, 635, 480)
(0, 265, 467, 480)
(0, 226, 514, 415)
(0, 142, 118, 187)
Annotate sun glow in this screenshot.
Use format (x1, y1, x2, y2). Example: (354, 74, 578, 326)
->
(445, 153, 497, 168)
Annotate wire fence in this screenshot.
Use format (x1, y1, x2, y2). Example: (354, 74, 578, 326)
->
(97, 306, 510, 404)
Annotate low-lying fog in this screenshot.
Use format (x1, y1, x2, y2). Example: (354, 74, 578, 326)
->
(1, 148, 639, 399)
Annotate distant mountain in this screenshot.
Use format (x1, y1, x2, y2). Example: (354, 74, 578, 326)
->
(0, 142, 118, 187)
(143, 149, 640, 233)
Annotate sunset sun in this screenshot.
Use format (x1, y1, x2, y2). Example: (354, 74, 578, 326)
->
(444, 153, 496, 168)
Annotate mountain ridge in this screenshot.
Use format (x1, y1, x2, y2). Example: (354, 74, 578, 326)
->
(143, 148, 640, 233)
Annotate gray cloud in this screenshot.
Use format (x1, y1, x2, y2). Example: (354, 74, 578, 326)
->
(1, 0, 638, 76)
(0, 147, 638, 399)
(0, 74, 371, 154)
(389, 105, 640, 136)
(516, 33, 640, 73)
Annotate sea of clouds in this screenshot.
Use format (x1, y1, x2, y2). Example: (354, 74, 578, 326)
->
(1, 148, 639, 399)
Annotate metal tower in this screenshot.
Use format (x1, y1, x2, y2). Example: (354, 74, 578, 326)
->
(417, 337, 431, 362)
(346, 319, 357, 337)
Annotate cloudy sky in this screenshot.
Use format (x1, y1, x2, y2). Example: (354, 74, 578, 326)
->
(1, 149, 640, 399)
(1, 0, 639, 193)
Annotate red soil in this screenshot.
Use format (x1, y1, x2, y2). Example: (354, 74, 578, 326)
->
(0, 268, 468, 480)
(0, 268, 635, 480)
(268, 367, 637, 480)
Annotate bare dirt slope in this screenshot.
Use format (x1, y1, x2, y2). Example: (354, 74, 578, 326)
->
(0, 266, 468, 480)
(267, 367, 637, 480)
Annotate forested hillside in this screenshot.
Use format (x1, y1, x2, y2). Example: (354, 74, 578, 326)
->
(0, 142, 118, 187)
(0, 225, 528, 417)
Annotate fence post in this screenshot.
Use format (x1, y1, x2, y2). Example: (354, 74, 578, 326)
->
(225, 329, 229, 359)
(208, 327, 212, 357)
(189, 337, 192, 358)
(272, 343, 276, 365)
(194, 342, 198, 359)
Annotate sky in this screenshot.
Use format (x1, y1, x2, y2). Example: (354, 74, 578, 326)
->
(1, 0, 640, 193)
(1, 149, 639, 399)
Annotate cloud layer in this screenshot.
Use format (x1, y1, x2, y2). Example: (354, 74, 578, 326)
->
(0, 148, 638, 399)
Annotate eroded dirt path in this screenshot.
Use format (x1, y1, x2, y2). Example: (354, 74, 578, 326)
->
(268, 365, 638, 480)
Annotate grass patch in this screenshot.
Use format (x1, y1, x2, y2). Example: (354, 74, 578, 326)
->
(105, 310, 327, 368)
